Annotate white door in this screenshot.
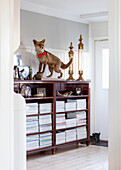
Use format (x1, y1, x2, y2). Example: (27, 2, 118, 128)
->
(95, 40, 109, 141)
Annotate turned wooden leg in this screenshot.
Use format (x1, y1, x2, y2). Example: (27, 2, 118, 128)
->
(52, 148, 56, 155)
(86, 141, 90, 146)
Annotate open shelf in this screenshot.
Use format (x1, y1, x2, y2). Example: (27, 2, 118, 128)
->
(27, 130, 53, 136)
(56, 125, 87, 131)
(25, 96, 53, 100)
(27, 146, 55, 154)
(56, 138, 88, 147)
(56, 109, 88, 114)
(26, 112, 53, 117)
(56, 95, 88, 99)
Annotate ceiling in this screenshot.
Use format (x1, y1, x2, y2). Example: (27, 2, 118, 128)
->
(21, 0, 108, 23)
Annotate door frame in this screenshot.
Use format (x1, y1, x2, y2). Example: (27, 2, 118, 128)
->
(89, 36, 109, 135)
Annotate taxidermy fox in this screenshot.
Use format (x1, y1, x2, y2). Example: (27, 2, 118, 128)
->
(33, 39, 73, 78)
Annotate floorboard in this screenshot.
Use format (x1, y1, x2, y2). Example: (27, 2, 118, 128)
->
(27, 144, 108, 170)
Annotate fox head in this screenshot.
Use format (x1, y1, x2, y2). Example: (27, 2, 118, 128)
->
(33, 39, 45, 54)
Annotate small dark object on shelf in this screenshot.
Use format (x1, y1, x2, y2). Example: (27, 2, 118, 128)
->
(76, 87, 82, 95)
(33, 72, 43, 80)
(21, 85, 31, 97)
(56, 91, 73, 96)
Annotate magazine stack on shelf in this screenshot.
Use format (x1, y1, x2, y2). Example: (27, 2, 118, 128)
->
(66, 129, 76, 142)
(65, 102, 76, 111)
(27, 135, 39, 150)
(76, 111, 87, 126)
(39, 115, 52, 132)
(56, 131, 66, 144)
(76, 99, 87, 110)
(66, 118, 76, 128)
(26, 116, 39, 134)
(56, 101, 65, 112)
(67, 99, 87, 110)
(40, 133, 52, 148)
(26, 103, 38, 115)
(56, 114, 66, 129)
(77, 126, 87, 140)
(39, 103, 52, 113)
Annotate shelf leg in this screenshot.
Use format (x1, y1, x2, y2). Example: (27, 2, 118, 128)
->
(52, 148, 56, 155)
(86, 141, 90, 146)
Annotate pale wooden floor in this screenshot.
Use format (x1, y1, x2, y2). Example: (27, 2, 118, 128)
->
(27, 144, 108, 170)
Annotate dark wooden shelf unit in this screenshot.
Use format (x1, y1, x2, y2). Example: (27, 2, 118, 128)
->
(25, 96, 53, 100)
(27, 130, 53, 136)
(56, 109, 88, 114)
(56, 124, 87, 131)
(26, 112, 53, 117)
(14, 80, 90, 155)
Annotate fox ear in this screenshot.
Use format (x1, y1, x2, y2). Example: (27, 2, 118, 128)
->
(41, 39, 45, 43)
(33, 39, 37, 45)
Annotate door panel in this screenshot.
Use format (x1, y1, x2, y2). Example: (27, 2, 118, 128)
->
(95, 40, 109, 140)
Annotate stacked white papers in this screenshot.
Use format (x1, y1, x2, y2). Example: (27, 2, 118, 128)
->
(56, 101, 65, 112)
(39, 103, 52, 114)
(26, 116, 39, 134)
(76, 111, 86, 126)
(76, 99, 87, 110)
(27, 135, 39, 150)
(67, 99, 87, 110)
(26, 103, 38, 115)
(66, 118, 76, 128)
(56, 114, 66, 129)
(39, 115, 52, 132)
(65, 102, 76, 111)
(56, 132, 66, 144)
(77, 127, 87, 140)
(66, 129, 76, 142)
(40, 133, 52, 148)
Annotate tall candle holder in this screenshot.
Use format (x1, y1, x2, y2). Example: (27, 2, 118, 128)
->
(76, 35, 84, 81)
(66, 42, 75, 81)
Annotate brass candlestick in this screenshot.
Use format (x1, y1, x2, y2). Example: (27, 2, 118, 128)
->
(76, 34, 84, 81)
(66, 42, 75, 81)
(76, 70, 84, 81)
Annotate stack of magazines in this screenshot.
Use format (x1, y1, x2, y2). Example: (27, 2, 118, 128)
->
(26, 116, 39, 134)
(39, 103, 52, 114)
(40, 133, 52, 148)
(56, 131, 66, 144)
(67, 99, 87, 110)
(76, 111, 86, 126)
(27, 135, 39, 150)
(56, 101, 65, 112)
(56, 114, 66, 129)
(77, 126, 87, 140)
(66, 118, 76, 128)
(39, 115, 52, 132)
(76, 99, 87, 110)
(66, 129, 76, 142)
(26, 103, 38, 115)
(65, 102, 76, 111)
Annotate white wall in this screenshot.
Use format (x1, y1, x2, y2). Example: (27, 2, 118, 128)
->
(89, 22, 108, 39)
(89, 21, 108, 138)
(20, 10, 89, 51)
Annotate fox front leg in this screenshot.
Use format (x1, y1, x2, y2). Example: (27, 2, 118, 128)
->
(41, 61, 47, 74)
(37, 62, 42, 74)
